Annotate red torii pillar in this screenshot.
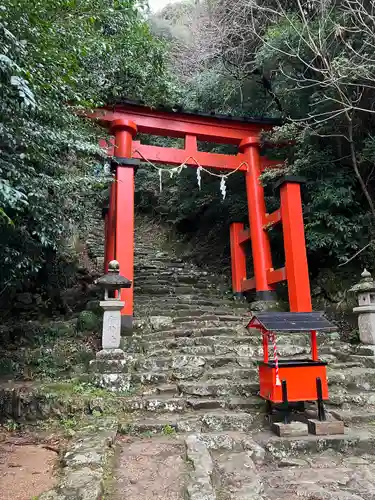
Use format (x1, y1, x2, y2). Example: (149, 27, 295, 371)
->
(275, 176, 312, 313)
(106, 119, 138, 331)
(241, 136, 275, 301)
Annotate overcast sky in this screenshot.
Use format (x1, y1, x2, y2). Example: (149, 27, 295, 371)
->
(148, 0, 179, 12)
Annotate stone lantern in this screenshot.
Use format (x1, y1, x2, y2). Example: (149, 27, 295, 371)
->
(350, 269, 375, 345)
(90, 260, 133, 391)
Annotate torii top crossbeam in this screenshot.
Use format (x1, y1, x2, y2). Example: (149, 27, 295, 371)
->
(95, 100, 282, 171)
(93, 101, 312, 331)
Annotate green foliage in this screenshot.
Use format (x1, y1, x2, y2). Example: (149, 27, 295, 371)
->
(59, 416, 79, 437)
(0, 0, 173, 302)
(0, 319, 97, 379)
(77, 310, 100, 333)
(145, 0, 375, 276)
(2, 419, 20, 432)
(162, 424, 176, 435)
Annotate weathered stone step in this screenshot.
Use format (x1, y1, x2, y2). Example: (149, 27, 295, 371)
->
(201, 367, 258, 381)
(213, 449, 263, 498)
(152, 323, 249, 335)
(120, 394, 264, 413)
(172, 312, 244, 321)
(349, 354, 375, 368)
(146, 345, 312, 363)
(330, 406, 375, 424)
(328, 366, 375, 391)
(135, 265, 202, 272)
(136, 315, 246, 330)
(140, 326, 246, 340)
(135, 276, 217, 285)
(144, 336, 251, 352)
(134, 261, 186, 268)
(319, 343, 354, 359)
(355, 345, 375, 356)
(134, 258, 184, 266)
(120, 409, 263, 435)
(177, 379, 259, 398)
(143, 383, 179, 396)
(144, 334, 310, 352)
(134, 306, 248, 317)
(140, 326, 332, 343)
(133, 316, 248, 333)
(172, 317, 247, 328)
(132, 370, 170, 385)
(254, 426, 375, 457)
(258, 452, 375, 500)
(134, 293, 218, 301)
(329, 388, 375, 406)
(142, 326, 240, 343)
(134, 286, 223, 296)
(135, 356, 347, 385)
(147, 343, 257, 357)
(328, 361, 364, 370)
(133, 306, 246, 317)
(135, 279, 216, 289)
(135, 296, 245, 308)
(136, 367, 258, 389)
(200, 409, 262, 432)
(189, 397, 263, 411)
(134, 266, 199, 273)
(138, 354, 255, 372)
(137, 348, 330, 374)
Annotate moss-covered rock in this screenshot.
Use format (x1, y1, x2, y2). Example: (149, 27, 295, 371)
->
(77, 310, 101, 333)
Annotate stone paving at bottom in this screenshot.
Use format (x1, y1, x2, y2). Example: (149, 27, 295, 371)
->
(111, 430, 375, 500)
(113, 436, 187, 500)
(218, 450, 375, 500)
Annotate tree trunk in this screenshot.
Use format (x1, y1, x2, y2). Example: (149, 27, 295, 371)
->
(348, 120, 375, 220)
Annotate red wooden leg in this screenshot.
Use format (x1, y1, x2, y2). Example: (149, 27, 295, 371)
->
(230, 222, 247, 294)
(262, 330, 269, 363)
(311, 330, 318, 360)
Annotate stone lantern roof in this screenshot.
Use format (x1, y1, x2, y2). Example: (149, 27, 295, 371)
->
(96, 260, 132, 291)
(349, 269, 375, 293)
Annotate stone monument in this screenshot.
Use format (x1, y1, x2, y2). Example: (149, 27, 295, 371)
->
(90, 260, 133, 391)
(350, 269, 375, 345)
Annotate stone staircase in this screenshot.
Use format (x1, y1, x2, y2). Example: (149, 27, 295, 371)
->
(120, 228, 372, 424)
(111, 221, 375, 499)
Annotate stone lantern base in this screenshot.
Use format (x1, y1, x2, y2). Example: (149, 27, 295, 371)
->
(92, 260, 133, 392)
(89, 349, 132, 393)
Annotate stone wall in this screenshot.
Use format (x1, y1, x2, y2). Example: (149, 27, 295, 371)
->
(85, 207, 105, 269)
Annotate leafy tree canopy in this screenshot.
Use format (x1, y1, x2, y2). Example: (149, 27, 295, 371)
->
(0, 0, 174, 298)
(145, 0, 375, 278)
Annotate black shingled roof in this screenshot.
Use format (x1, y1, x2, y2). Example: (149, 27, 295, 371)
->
(107, 98, 283, 126)
(248, 312, 336, 332)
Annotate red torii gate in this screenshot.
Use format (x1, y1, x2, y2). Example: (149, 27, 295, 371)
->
(94, 101, 312, 330)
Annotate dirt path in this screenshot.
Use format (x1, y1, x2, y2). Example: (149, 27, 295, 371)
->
(0, 431, 59, 500)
